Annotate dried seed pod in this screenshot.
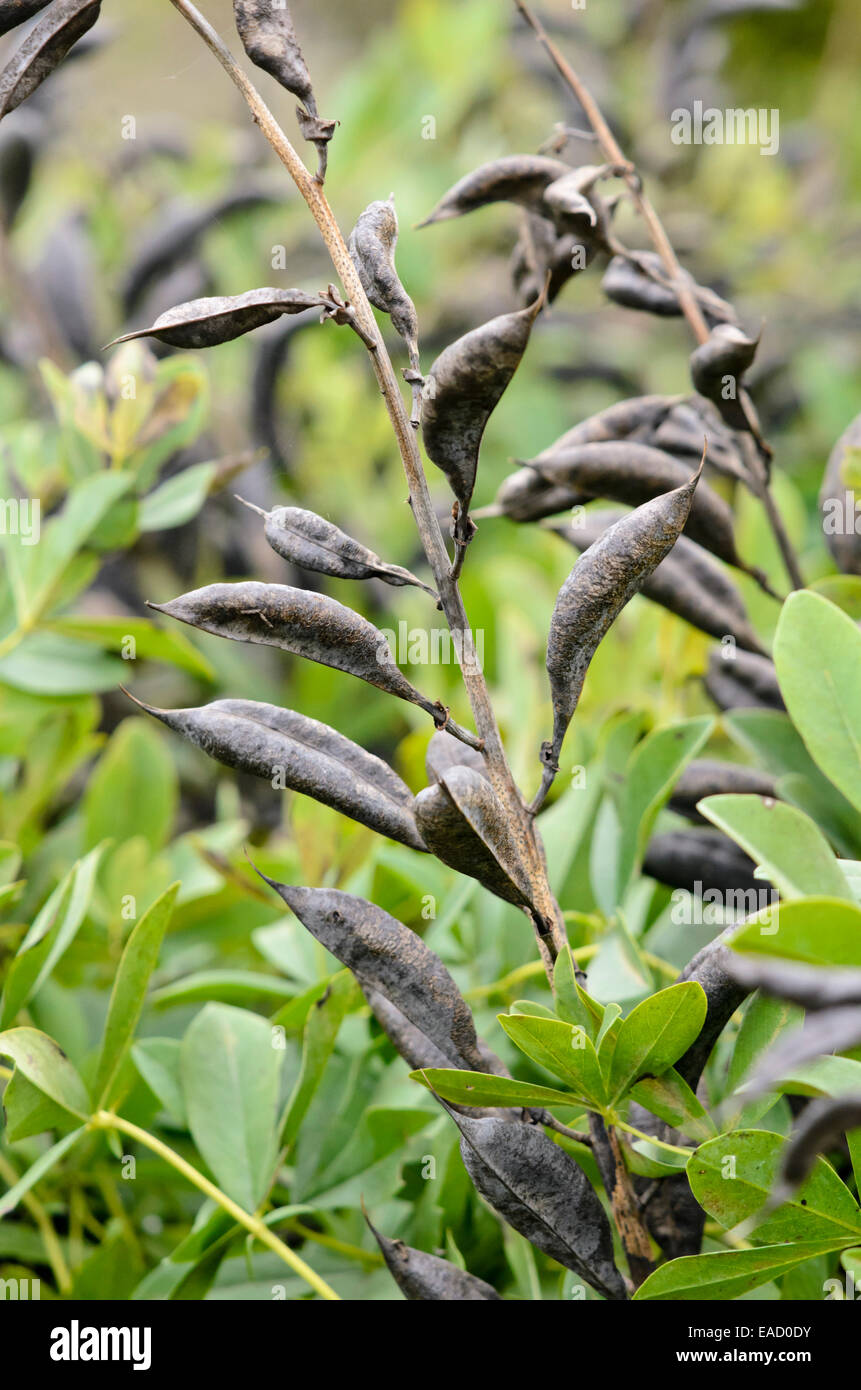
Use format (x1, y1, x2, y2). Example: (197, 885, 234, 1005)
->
(237, 499, 435, 597)
(740, 1007, 861, 1102)
(474, 467, 588, 524)
(551, 510, 768, 655)
(673, 929, 750, 1088)
(779, 1095, 861, 1194)
(233, 0, 315, 110)
(447, 1109, 627, 1301)
(726, 955, 861, 1012)
(650, 400, 749, 485)
(422, 297, 542, 525)
(537, 469, 702, 804)
(258, 881, 487, 1071)
(550, 395, 683, 451)
(425, 729, 488, 784)
(530, 440, 773, 589)
(0, 0, 101, 122)
(418, 154, 572, 227)
(149, 580, 457, 724)
(819, 412, 861, 576)
(704, 647, 785, 712)
(127, 695, 425, 852)
(541, 167, 601, 230)
(667, 759, 777, 822)
(121, 190, 279, 316)
(107, 288, 322, 351)
(415, 767, 535, 911)
(690, 323, 760, 432)
(643, 829, 762, 897)
(511, 212, 587, 306)
(602, 252, 735, 324)
(348, 197, 419, 370)
(366, 1216, 502, 1301)
(0, 1, 52, 38)
(364, 988, 510, 1092)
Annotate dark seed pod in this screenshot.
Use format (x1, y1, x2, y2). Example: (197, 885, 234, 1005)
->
(120, 190, 279, 316)
(233, 0, 315, 110)
(674, 929, 750, 1088)
(704, 647, 785, 712)
(510, 212, 587, 307)
(37, 210, 97, 360)
(819, 413, 861, 576)
(107, 288, 322, 351)
(739, 1007, 861, 1102)
(530, 440, 772, 589)
(538, 469, 702, 804)
(726, 955, 861, 1012)
(550, 511, 768, 655)
(127, 695, 426, 852)
(415, 766, 535, 911)
(422, 297, 542, 521)
(0, 0, 101, 121)
(541, 166, 601, 230)
(447, 1109, 627, 1301)
(348, 197, 419, 370)
(258, 881, 488, 1071)
(363, 988, 510, 1090)
(690, 323, 760, 432)
(779, 1095, 861, 1193)
(643, 829, 762, 897)
(667, 759, 777, 822)
(425, 729, 488, 784)
(418, 155, 571, 227)
(650, 400, 749, 486)
(149, 581, 454, 720)
(366, 1216, 502, 1301)
(475, 467, 588, 524)
(602, 252, 735, 324)
(237, 499, 435, 597)
(0, 1, 52, 37)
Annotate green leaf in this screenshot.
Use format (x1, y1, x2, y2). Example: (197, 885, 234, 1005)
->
(629, 1070, 717, 1142)
(139, 460, 217, 531)
(0, 1128, 87, 1219)
(131, 1038, 186, 1126)
(608, 983, 707, 1101)
(616, 716, 713, 894)
(84, 717, 177, 853)
(94, 883, 179, 1106)
(409, 1068, 581, 1110)
(552, 946, 594, 1032)
(280, 971, 357, 1146)
(180, 1004, 283, 1211)
(774, 591, 861, 816)
(730, 897, 861, 967)
(688, 1130, 861, 1244)
(0, 1027, 90, 1118)
(724, 992, 804, 1124)
(0, 633, 126, 694)
(45, 617, 214, 681)
(634, 1241, 848, 1301)
(699, 794, 854, 901)
(0, 845, 104, 1028)
(150, 970, 298, 1010)
(1, 1069, 79, 1141)
(497, 1013, 606, 1108)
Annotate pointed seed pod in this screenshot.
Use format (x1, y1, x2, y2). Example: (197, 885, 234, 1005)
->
(365, 1216, 502, 1301)
(602, 252, 735, 324)
(446, 1109, 627, 1301)
(537, 467, 702, 805)
(127, 695, 426, 852)
(233, 0, 315, 110)
(107, 288, 322, 350)
(550, 511, 768, 655)
(418, 155, 572, 227)
(511, 212, 587, 306)
(237, 499, 435, 597)
(148, 581, 477, 739)
(425, 729, 488, 784)
(415, 766, 535, 911)
(348, 197, 419, 370)
(0, 0, 101, 120)
(819, 412, 861, 576)
(258, 881, 488, 1071)
(704, 647, 785, 712)
(667, 759, 777, 822)
(422, 296, 542, 520)
(0, 1, 52, 38)
(644, 829, 762, 897)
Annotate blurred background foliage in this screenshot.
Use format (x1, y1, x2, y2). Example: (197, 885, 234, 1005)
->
(0, 0, 860, 1299)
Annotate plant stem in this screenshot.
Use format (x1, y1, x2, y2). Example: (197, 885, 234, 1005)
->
(615, 1120, 694, 1158)
(0, 1152, 71, 1293)
(167, 0, 566, 965)
(90, 1111, 340, 1301)
(588, 1115, 654, 1290)
(512, 0, 804, 591)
